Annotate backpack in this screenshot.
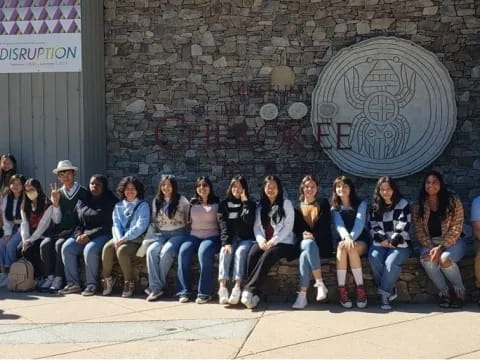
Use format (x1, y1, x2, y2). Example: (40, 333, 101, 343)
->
(8, 258, 35, 292)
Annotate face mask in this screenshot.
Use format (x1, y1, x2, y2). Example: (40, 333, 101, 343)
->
(26, 190, 38, 201)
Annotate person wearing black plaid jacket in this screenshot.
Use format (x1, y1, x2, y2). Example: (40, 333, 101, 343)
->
(368, 176, 411, 311)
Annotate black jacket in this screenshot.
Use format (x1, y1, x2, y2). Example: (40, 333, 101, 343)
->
(217, 198, 256, 246)
(293, 198, 334, 258)
(73, 190, 118, 240)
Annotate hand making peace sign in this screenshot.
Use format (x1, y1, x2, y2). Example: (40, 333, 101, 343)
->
(50, 183, 61, 207)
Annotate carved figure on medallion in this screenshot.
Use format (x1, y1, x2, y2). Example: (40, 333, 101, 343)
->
(345, 58, 416, 159)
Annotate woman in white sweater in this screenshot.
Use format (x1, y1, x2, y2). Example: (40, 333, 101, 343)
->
(21, 178, 61, 281)
(143, 175, 190, 301)
(241, 175, 295, 309)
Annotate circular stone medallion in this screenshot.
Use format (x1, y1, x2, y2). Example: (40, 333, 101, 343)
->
(310, 37, 457, 178)
(288, 102, 308, 119)
(259, 103, 279, 120)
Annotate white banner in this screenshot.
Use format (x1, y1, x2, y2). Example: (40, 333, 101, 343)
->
(0, 2, 82, 73)
(0, 33, 81, 73)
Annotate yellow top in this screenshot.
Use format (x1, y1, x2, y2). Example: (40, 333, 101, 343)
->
(300, 202, 320, 229)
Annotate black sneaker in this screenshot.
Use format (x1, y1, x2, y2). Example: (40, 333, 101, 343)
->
(388, 287, 398, 302)
(439, 295, 451, 308)
(450, 294, 464, 309)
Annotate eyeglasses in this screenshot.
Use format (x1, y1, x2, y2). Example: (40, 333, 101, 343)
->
(196, 183, 209, 188)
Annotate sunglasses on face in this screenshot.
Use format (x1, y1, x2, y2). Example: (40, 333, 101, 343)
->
(196, 183, 209, 188)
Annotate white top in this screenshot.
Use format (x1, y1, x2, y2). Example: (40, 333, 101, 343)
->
(254, 199, 295, 246)
(20, 204, 62, 243)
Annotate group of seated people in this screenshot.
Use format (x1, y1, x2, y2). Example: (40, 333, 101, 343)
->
(0, 152, 479, 311)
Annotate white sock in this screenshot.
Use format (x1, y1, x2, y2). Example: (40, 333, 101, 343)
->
(315, 279, 325, 287)
(336, 270, 347, 286)
(351, 268, 364, 286)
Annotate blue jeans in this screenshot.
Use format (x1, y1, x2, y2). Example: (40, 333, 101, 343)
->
(176, 235, 221, 297)
(218, 239, 254, 281)
(146, 228, 187, 292)
(0, 229, 21, 268)
(420, 238, 466, 295)
(62, 234, 111, 286)
(299, 239, 322, 287)
(369, 245, 411, 295)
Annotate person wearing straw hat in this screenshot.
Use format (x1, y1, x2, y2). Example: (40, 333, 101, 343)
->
(37, 160, 88, 293)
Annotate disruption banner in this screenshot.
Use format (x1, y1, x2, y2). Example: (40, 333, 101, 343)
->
(0, 0, 81, 73)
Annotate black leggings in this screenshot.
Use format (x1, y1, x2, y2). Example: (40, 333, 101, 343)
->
(39, 235, 69, 277)
(22, 240, 42, 278)
(244, 242, 295, 296)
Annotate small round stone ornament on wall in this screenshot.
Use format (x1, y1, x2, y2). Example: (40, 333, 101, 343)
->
(311, 36, 457, 178)
(259, 103, 279, 121)
(288, 102, 308, 120)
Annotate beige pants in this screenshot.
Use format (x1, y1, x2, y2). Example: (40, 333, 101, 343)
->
(101, 238, 141, 282)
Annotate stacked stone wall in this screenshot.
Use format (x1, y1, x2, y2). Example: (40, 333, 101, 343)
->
(104, 0, 480, 211)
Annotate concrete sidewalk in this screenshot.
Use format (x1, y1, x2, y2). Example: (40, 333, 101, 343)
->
(0, 288, 479, 359)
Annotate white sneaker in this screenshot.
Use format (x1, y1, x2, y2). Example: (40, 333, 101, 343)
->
(292, 292, 308, 309)
(39, 275, 55, 291)
(0, 273, 8, 288)
(241, 290, 253, 308)
(228, 286, 241, 305)
(315, 280, 328, 301)
(50, 276, 63, 292)
(102, 276, 116, 296)
(218, 287, 229, 305)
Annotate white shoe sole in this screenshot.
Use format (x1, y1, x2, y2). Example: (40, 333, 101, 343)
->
(356, 301, 367, 309)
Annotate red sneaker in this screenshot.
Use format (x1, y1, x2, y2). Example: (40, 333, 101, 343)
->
(356, 285, 367, 308)
(338, 286, 352, 308)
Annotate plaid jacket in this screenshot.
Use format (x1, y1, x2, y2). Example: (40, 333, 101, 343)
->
(411, 196, 464, 249)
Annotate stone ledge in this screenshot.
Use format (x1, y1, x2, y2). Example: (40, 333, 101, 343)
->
(108, 256, 476, 304)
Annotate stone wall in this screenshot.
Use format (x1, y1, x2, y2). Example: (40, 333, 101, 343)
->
(103, 0, 480, 211)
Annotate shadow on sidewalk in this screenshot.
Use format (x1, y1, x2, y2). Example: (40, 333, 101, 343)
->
(262, 301, 480, 314)
(0, 309, 20, 320)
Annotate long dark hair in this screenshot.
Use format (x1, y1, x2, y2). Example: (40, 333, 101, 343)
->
(0, 153, 17, 193)
(22, 178, 48, 217)
(116, 176, 145, 200)
(331, 175, 360, 210)
(418, 170, 455, 219)
(260, 175, 285, 225)
(226, 175, 250, 201)
(192, 176, 219, 205)
(4, 174, 26, 222)
(371, 176, 403, 215)
(155, 175, 180, 219)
